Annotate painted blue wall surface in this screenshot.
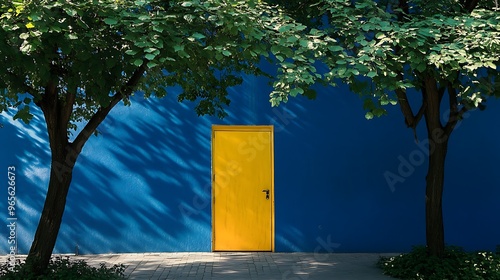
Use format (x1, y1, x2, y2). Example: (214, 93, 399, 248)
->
(1, 71, 499, 255)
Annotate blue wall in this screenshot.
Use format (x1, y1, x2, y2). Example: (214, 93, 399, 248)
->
(1, 72, 499, 255)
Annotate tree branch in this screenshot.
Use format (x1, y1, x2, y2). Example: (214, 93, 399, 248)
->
(397, 87, 427, 140)
(37, 77, 64, 155)
(422, 75, 444, 132)
(444, 83, 467, 135)
(463, 0, 480, 12)
(394, 0, 426, 134)
(399, 0, 409, 15)
(395, 88, 417, 127)
(414, 101, 427, 128)
(59, 88, 76, 130)
(71, 64, 146, 153)
(7, 72, 41, 100)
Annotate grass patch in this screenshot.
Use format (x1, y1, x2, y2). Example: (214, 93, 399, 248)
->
(378, 246, 500, 280)
(0, 256, 125, 280)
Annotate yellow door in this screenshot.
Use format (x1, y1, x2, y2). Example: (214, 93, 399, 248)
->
(212, 125, 274, 251)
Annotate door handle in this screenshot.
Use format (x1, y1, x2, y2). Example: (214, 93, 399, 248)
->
(262, 189, 270, 200)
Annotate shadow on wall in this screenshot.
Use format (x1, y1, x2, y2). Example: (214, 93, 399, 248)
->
(1, 72, 499, 254)
(0, 90, 219, 254)
(60, 94, 219, 254)
(1, 109, 51, 254)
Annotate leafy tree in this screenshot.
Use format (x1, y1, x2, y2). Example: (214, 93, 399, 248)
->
(0, 0, 320, 274)
(272, 0, 500, 257)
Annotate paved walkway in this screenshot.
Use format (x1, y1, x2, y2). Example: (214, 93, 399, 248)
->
(69, 252, 398, 279)
(2, 252, 398, 279)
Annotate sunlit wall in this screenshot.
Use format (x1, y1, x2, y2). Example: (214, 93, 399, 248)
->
(1, 70, 499, 255)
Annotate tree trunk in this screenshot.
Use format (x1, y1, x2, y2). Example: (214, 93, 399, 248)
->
(23, 62, 144, 275)
(424, 131, 448, 257)
(423, 76, 450, 257)
(25, 145, 78, 274)
(25, 82, 81, 274)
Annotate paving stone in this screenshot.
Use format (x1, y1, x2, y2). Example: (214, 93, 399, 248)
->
(0, 252, 398, 280)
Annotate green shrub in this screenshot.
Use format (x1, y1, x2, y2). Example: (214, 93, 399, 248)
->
(0, 256, 125, 280)
(378, 246, 500, 280)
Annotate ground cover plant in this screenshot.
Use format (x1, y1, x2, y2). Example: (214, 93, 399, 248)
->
(0, 256, 125, 280)
(378, 246, 500, 280)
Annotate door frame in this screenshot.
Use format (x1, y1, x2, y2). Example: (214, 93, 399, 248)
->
(211, 125, 275, 252)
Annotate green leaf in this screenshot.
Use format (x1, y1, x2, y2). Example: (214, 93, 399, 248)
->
(144, 47, 157, 53)
(278, 24, 292, 33)
(373, 108, 386, 117)
(64, 8, 77, 17)
(366, 71, 377, 78)
(19, 33, 29, 40)
(287, 36, 299, 43)
(103, 18, 118, 25)
(192, 32, 205, 40)
(416, 63, 426, 72)
(173, 45, 184, 52)
(13, 106, 32, 123)
(485, 61, 497, 69)
(152, 25, 164, 32)
(20, 42, 32, 53)
(178, 50, 190, 58)
(125, 49, 138, 55)
(365, 112, 374, 120)
(328, 45, 343, 52)
(145, 53, 156, 60)
(361, 24, 371, 31)
(299, 40, 309, 48)
(147, 61, 158, 68)
(135, 41, 153, 48)
(303, 89, 317, 100)
(289, 87, 304, 97)
(133, 59, 143, 66)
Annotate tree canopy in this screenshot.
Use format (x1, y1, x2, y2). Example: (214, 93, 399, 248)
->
(0, 0, 320, 127)
(271, 0, 500, 121)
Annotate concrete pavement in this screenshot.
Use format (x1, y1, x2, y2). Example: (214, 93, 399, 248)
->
(69, 252, 398, 279)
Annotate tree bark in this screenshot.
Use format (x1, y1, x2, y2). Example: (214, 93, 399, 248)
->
(422, 76, 449, 257)
(25, 151, 76, 274)
(24, 65, 146, 275)
(23, 75, 74, 273)
(424, 131, 448, 257)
